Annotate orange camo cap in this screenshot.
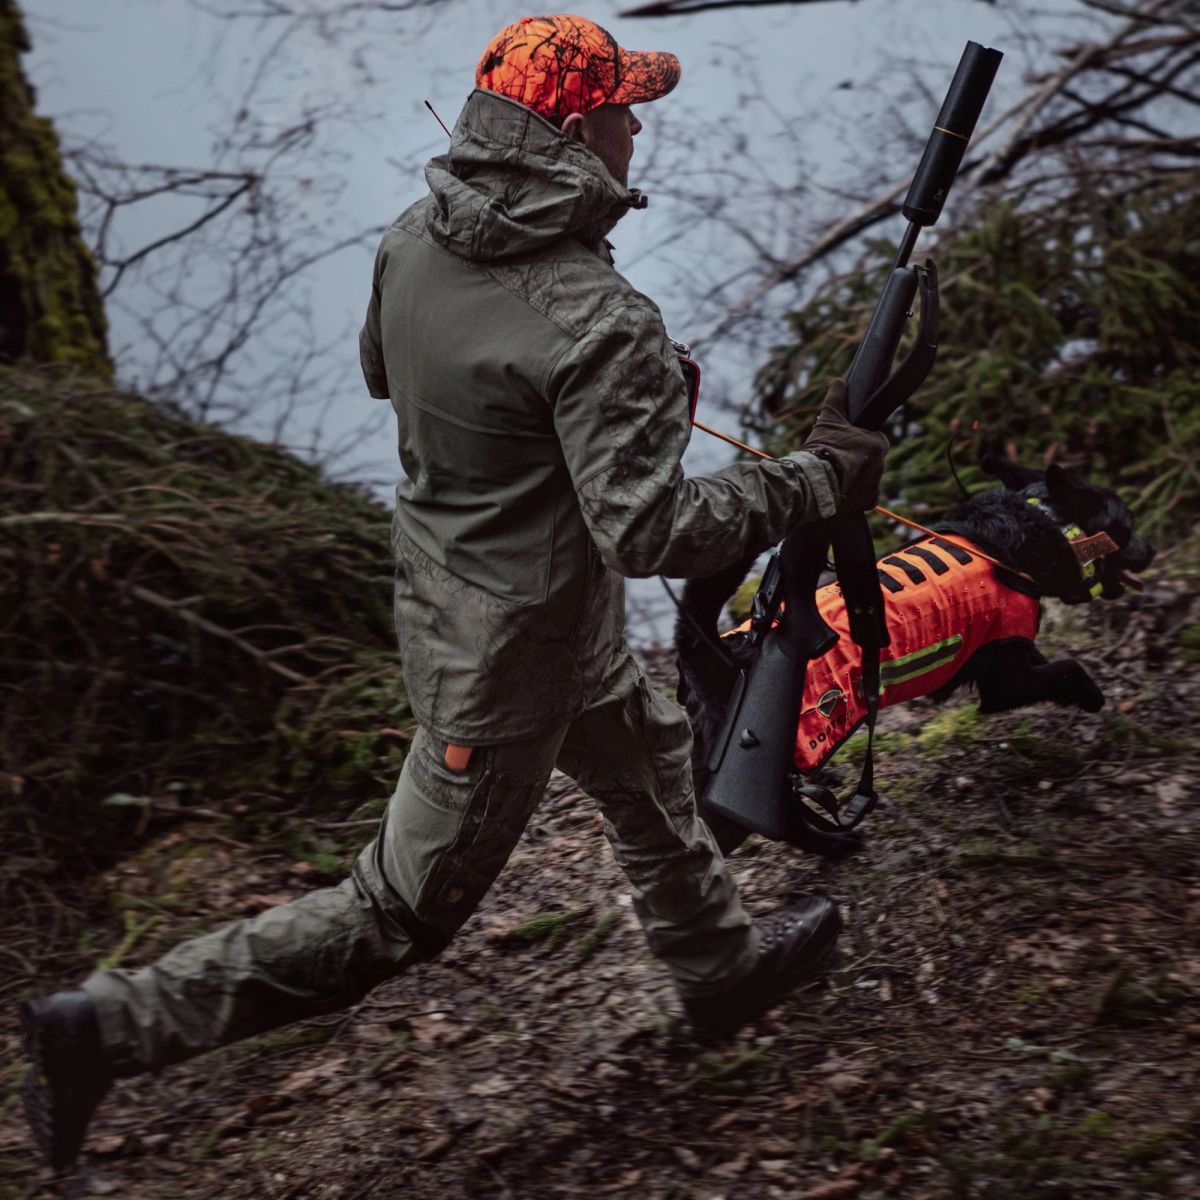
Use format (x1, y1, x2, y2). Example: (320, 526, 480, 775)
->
(475, 14, 681, 121)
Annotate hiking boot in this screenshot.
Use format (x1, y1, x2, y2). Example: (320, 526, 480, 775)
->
(21, 989, 114, 1172)
(683, 894, 842, 1041)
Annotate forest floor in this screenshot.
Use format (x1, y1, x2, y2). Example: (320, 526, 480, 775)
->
(1, 575, 1197, 1200)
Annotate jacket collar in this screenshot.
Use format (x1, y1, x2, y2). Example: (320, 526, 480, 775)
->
(424, 89, 642, 262)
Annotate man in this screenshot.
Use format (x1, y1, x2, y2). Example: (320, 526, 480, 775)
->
(22, 13, 888, 1172)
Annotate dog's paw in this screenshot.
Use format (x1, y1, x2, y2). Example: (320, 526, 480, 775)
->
(1061, 660, 1105, 712)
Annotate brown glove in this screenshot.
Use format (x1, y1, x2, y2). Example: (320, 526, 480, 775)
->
(802, 379, 889, 512)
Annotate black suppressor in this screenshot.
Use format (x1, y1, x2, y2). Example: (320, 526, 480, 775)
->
(903, 41, 1003, 228)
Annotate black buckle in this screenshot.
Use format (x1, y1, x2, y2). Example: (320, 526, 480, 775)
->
(795, 780, 877, 832)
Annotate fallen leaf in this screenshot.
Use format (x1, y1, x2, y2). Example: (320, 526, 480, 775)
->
(475, 1142, 513, 1162)
(277, 1055, 348, 1096)
(1156, 778, 1187, 816)
(797, 1179, 862, 1200)
(602, 1170, 642, 1193)
(467, 1073, 515, 1097)
(825, 1071, 867, 1095)
(243, 1092, 282, 1117)
(408, 1014, 470, 1048)
(415, 1130, 456, 1160)
(757, 1137, 794, 1155)
(712, 1154, 750, 1178)
(672, 1145, 701, 1170)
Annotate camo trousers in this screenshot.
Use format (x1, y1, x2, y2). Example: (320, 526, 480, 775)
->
(84, 646, 757, 1074)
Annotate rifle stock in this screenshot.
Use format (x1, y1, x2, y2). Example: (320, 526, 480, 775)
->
(704, 521, 834, 840)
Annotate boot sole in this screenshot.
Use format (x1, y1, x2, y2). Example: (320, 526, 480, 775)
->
(19, 998, 111, 1173)
(19, 999, 58, 1168)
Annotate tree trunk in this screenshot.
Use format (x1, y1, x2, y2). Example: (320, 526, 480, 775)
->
(0, 0, 111, 378)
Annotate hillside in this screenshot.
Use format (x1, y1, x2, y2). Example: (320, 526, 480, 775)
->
(2, 0, 1197, 1192)
(1, 370, 1196, 1195)
(0, 368, 411, 944)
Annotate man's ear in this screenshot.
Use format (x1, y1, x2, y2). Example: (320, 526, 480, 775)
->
(561, 112, 586, 144)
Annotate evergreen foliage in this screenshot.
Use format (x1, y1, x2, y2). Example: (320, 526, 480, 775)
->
(754, 169, 1199, 543)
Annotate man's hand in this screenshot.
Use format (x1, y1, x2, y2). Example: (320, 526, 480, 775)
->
(802, 380, 889, 512)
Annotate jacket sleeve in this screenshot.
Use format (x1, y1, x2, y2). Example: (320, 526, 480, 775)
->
(359, 244, 390, 400)
(548, 296, 838, 579)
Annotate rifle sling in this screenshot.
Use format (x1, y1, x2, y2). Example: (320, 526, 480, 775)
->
(827, 512, 889, 829)
(793, 264, 939, 834)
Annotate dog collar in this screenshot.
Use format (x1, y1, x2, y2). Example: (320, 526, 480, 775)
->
(1026, 496, 1115, 599)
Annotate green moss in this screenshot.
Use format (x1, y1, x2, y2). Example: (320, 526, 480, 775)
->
(835, 727, 914, 762)
(1096, 967, 1190, 1027)
(508, 908, 588, 950)
(231, 1023, 334, 1059)
(1076, 1110, 1115, 1139)
(686, 1045, 771, 1093)
(0, 1, 111, 377)
(1178, 624, 1200, 663)
(953, 838, 1053, 869)
(188, 1118, 234, 1161)
(1121, 1125, 1180, 1165)
(1013, 983, 1049, 1005)
(1046, 1063, 1092, 1094)
(97, 909, 164, 970)
(916, 704, 981, 756)
(365, 1032, 411, 1077)
(859, 1111, 930, 1161)
(729, 575, 762, 624)
(574, 910, 621, 964)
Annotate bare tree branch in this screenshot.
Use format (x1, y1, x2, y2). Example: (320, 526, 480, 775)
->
(621, 0, 832, 18)
(689, 0, 1198, 350)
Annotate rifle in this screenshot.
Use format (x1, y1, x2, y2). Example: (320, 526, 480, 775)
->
(703, 41, 1003, 850)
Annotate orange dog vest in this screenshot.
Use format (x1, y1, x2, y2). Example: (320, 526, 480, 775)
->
(735, 536, 1041, 772)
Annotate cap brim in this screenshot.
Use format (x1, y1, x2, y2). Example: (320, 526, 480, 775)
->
(610, 48, 681, 106)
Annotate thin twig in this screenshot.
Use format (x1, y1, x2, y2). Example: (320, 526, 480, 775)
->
(129, 584, 312, 685)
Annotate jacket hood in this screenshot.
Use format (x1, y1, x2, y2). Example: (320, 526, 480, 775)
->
(424, 89, 639, 261)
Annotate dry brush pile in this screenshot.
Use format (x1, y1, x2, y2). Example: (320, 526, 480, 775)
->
(0, 367, 411, 926)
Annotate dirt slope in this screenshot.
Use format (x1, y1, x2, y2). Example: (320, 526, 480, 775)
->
(2, 571, 1197, 1200)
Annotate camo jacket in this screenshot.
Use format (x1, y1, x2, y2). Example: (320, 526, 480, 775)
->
(359, 89, 837, 744)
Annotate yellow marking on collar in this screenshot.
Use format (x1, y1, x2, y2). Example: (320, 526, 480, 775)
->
(1027, 497, 1105, 597)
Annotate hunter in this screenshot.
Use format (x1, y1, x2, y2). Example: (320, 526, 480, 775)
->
(22, 12, 888, 1171)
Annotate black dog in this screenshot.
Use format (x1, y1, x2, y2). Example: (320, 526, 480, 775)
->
(675, 458, 1156, 854)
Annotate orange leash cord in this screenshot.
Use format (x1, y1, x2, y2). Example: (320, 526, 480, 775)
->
(691, 419, 1039, 588)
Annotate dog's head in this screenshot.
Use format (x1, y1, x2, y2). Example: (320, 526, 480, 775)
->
(981, 456, 1155, 601)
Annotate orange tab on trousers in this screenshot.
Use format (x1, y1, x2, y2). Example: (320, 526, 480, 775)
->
(444, 744, 473, 771)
